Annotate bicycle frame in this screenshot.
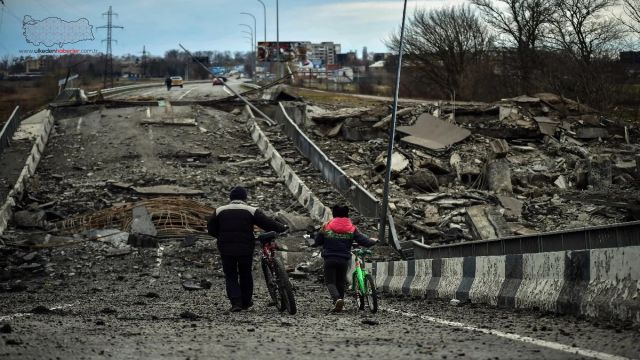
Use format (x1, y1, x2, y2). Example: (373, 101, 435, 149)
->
(351, 251, 369, 295)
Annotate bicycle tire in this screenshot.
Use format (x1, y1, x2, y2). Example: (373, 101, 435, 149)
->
(274, 257, 297, 315)
(261, 258, 281, 309)
(364, 274, 378, 313)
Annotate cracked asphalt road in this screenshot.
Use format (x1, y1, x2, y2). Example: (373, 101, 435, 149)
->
(0, 101, 638, 360)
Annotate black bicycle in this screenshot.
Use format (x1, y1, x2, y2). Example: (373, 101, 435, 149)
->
(258, 231, 297, 315)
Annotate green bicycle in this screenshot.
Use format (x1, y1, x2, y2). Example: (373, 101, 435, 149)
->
(351, 248, 378, 313)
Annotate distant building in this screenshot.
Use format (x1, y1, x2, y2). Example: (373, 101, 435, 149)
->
(307, 42, 341, 66)
(372, 53, 391, 62)
(336, 52, 357, 66)
(25, 59, 50, 73)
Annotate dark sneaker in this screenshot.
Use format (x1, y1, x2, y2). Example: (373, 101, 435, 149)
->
(242, 301, 254, 310)
(333, 298, 344, 312)
(230, 305, 243, 312)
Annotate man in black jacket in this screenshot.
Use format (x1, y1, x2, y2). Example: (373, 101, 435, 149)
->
(314, 204, 376, 312)
(207, 186, 287, 312)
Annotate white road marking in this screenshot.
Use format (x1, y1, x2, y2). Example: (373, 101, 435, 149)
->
(147, 126, 153, 140)
(177, 87, 196, 100)
(76, 117, 83, 133)
(223, 85, 233, 96)
(0, 303, 76, 321)
(382, 308, 630, 360)
(146, 107, 151, 118)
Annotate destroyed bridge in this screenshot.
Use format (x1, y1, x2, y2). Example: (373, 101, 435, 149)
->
(0, 78, 639, 359)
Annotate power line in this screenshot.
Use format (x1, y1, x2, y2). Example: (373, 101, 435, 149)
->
(97, 5, 123, 88)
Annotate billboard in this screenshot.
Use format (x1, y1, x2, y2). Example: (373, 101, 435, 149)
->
(257, 42, 308, 62)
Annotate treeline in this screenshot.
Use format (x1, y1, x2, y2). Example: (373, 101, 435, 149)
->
(386, 0, 640, 112)
(0, 50, 251, 84)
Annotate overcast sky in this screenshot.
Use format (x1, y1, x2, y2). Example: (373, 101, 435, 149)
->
(0, 0, 465, 58)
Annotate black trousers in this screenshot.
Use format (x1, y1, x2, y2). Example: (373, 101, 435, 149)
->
(324, 258, 349, 302)
(221, 255, 253, 307)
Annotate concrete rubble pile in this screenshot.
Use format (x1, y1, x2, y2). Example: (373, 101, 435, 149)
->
(295, 93, 640, 246)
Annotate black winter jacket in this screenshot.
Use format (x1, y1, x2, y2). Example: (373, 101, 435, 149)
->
(314, 217, 375, 261)
(207, 200, 286, 256)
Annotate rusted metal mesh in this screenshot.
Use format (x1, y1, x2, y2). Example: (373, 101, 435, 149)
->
(55, 197, 215, 235)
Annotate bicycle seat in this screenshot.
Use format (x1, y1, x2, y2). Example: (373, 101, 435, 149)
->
(257, 231, 277, 244)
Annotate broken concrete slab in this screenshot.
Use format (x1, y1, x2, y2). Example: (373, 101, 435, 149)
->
(554, 175, 568, 189)
(275, 212, 313, 232)
(374, 152, 409, 173)
(489, 139, 510, 158)
(588, 155, 612, 190)
(576, 127, 609, 139)
(397, 113, 471, 151)
(466, 205, 512, 240)
(423, 205, 440, 226)
(485, 158, 512, 194)
(13, 210, 47, 229)
(413, 150, 450, 174)
(132, 185, 204, 196)
(497, 196, 523, 219)
(407, 169, 439, 192)
(131, 206, 157, 236)
(534, 116, 560, 137)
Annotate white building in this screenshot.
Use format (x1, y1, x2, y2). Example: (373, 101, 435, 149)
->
(307, 42, 341, 66)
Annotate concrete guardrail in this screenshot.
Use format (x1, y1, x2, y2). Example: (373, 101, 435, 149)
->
(0, 106, 21, 154)
(371, 245, 640, 324)
(412, 220, 640, 260)
(244, 105, 331, 223)
(0, 110, 55, 235)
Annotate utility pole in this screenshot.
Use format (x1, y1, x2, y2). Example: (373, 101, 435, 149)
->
(97, 5, 123, 88)
(379, 0, 409, 244)
(276, 0, 279, 77)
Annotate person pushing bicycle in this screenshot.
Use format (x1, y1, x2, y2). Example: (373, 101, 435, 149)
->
(207, 186, 288, 312)
(313, 204, 377, 312)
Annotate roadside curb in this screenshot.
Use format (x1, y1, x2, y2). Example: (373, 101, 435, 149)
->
(243, 105, 331, 223)
(0, 110, 54, 235)
(372, 246, 640, 324)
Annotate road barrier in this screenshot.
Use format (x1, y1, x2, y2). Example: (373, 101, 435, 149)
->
(0, 106, 21, 154)
(274, 102, 380, 218)
(412, 220, 640, 259)
(0, 110, 54, 235)
(244, 105, 331, 223)
(372, 245, 640, 324)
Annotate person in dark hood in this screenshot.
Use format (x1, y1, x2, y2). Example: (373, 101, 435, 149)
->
(165, 76, 172, 90)
(207, 186, 287, 312)
(314, 204, 376, 312)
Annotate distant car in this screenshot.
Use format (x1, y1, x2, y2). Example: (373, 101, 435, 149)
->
(212, 77, 226, 86)
(170, 76, 184, 88)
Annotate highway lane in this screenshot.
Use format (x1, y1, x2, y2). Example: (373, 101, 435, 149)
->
(108, 78, 247, 101)
(0, 104, 638, 359)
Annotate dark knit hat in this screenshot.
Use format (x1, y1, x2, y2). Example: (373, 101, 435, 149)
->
(229, 186, 248, 201)
(331, 204, 349, 218)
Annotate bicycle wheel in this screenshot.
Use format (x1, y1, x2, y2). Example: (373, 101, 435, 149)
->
(274, 258, 297, 315)
(363, 274, 378, 313)
(261, 258, 281, 309)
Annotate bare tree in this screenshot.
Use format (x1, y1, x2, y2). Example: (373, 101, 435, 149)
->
(386, 5, 490, 99)
(471, 0, 555, 92)
(622, 0, 640, 34)
(549, 0, 622, 63)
